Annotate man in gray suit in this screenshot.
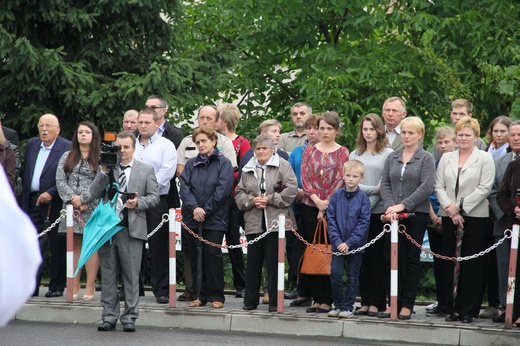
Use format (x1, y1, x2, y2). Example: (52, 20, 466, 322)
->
(91, 131, 159, 332)
(488, 120, 520, 322)
(382, 96, 407, 150)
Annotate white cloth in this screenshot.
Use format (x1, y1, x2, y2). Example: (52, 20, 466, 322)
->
(0, 167, 42, 327)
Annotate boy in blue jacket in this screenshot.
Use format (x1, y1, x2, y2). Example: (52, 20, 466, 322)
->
(327, 160, 371, 318)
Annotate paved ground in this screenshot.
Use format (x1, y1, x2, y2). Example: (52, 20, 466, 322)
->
(14, 288, 520, 346)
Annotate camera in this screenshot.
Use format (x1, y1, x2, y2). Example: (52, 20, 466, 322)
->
(99, 132, 121, 168)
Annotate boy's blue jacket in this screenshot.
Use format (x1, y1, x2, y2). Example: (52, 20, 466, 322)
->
(327, 187, 371, 253)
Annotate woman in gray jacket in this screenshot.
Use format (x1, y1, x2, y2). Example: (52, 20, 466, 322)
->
(235, 135, 297, 312)
(379, 116, 435, 320)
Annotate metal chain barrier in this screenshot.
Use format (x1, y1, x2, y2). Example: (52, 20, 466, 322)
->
(37, 209, 66, 238)
(147, 213, 170, 239)
(179, 219, 280, 249)
(286, 222, 391, 256)
(400, 227, 513, 262)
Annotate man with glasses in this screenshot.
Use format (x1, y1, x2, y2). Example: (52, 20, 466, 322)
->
(21, 114, 71, 297)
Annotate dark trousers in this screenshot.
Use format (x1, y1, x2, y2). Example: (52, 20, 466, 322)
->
(147, 196, 169, 297)
(427, 225, 446, 310)
(384, 213, 428, 310)
(331, 253, 363, 311)
(226, 202, 246, 290)
(359, 214, 386, 311)
(495, 234, 510, 307)
(188, 229, 225, 303)
(482, 221, 500, 308)
(29, 195, 66, 295)
(442, 216, 487, 318)
(244, 231, 279, 308)
(297, 204, 332, 305)
(286, 204, 303, 289)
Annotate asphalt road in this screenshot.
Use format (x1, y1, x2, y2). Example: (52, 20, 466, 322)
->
(1, 321, 420, 346)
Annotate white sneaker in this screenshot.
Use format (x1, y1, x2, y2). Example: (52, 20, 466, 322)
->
(328, 308, 342, 317)
(338, 310, 354, 318)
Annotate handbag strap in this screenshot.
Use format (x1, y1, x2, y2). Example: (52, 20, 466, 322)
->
(311, 216, 329, 245)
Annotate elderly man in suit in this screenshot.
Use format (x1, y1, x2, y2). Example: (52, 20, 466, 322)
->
(91, 130, 159, 332)
(21, 114, 71, 297)
(488, 120, 520, 322)
(382, 97, 407, 150)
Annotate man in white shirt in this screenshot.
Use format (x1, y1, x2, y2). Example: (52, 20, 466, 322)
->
(134, 108, 177, 304)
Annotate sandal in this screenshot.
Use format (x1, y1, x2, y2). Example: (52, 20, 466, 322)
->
(189, 299, 207, 307)
(211, 301, 224, 309)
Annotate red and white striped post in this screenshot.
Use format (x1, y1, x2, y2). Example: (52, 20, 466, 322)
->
(169, 208, 179, 308)
(505, 224, 519, 329)
(390, 219, 399, 321)
(66, 204, 74, 303)
(277, 214, 285, 313)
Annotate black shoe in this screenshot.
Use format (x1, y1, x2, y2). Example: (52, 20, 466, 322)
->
(493, 312, 506, 323)
(367, 311, 379, 317)
(95, 284, 102, 292)
(118, 291, 125, 301)
(268, 306, 277, 312)
(178, 292, 193, 301)
(290, 298, 312, 307)
(242, 305, 257, 311)
(284, 287, 299, 300)
(306, 307, 318, 313)
(235, 289, 245, 298)
(460, 315, 473, 323)
(156, 296, 169, 304)
(398, 313, 412, 320)
(44, 290, 63, 298)
(354, 309, 368, 316)
(97, 321, 115, 332)
(123, 323, 136, 332)
(426, 305, 446, 316)
(377, 312, 391, 318)
(445, 314, 459, 322)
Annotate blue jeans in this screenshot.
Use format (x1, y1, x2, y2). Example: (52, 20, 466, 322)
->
(330, 253, 363, 311)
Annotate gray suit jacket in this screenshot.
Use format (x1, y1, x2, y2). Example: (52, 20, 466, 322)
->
(489, 153, 513, 236)
(390, 135, 403, 151)
(381, 147, 435, 214)
(90, 160, 159, 240)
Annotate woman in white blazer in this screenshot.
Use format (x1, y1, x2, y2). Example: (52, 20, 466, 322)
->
(435, 117, 495, 324)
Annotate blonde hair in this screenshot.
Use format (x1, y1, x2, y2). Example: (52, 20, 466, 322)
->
(217, 103, 241, 131)
(258, 119, 282, 135)
(400, 116, 425, 138)
(451, 99, 473, 114)
(343, 159, 364, 176)
(435, 126, 456, 141)
(454, 117, 480, 138)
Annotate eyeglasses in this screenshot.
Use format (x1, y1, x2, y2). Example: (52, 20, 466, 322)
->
(37, 124, 58, 129)
(144, 105, 165, 110)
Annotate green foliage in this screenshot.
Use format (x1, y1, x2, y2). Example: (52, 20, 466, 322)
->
(0, 0, 232, 139)
(184, 0, 520, 147)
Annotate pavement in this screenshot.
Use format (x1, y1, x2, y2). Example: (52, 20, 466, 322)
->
(15, 288, 519, 346)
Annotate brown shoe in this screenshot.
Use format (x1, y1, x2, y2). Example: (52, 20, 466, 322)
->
(189, 299, 207, 307)
(178, 292, 193, 301)
(211, 301, 224, 309)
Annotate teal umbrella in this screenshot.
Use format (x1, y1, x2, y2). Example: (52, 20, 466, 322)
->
(74, 183, 124, 277)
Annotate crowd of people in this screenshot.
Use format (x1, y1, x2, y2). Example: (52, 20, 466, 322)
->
(4, 95, 520, 331)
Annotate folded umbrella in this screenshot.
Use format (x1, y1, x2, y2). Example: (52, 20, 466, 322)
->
(74, 183, 124, 277)
(452, 227, 464, 301)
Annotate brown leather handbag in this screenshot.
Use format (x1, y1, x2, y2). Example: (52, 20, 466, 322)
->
(300, 217, 332, 275)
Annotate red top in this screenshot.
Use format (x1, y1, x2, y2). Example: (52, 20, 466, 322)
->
(301, 145, 349, 207)
(232, 135, 251, 195)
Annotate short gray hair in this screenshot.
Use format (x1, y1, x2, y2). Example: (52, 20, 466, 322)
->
(253, 135, 276, 152)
